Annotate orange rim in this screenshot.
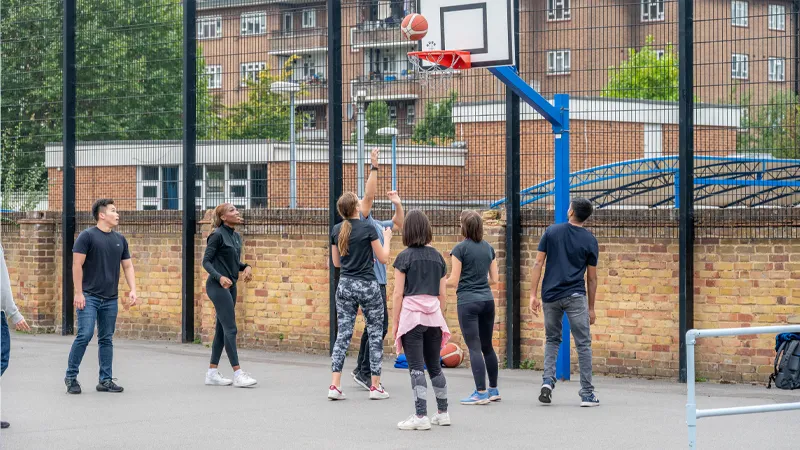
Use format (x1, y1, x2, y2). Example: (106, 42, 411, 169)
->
(408, 50, 471, 70)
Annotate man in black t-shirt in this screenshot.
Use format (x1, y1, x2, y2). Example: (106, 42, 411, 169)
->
(529, 198, 600, 407)
(64, 199, 138, 395)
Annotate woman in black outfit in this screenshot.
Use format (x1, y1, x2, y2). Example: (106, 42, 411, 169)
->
(203, 203, 257, 388)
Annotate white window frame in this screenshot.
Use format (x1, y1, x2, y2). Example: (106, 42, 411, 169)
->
(547, 50, 571, 75)
(205, 65, 222, 89)
(407, 104, 416, 125)
(732, 53, 749, 80)
(197, 16, 222, 39)
(547, 0, 571, 21)
(654, 49, 665, 60)
(227, 165, 249, 210)
(641, 0, 664, 22)
(302, 9, 316, 28)
(388, 105, 398, 122)
(768, 4, 786, 31)
(769, 57, 785, 82)
(240, 62, 266, 87)
(303, 110, 317, 129)
(732, 1, 748, 27)
(137, 166, 181, 211)
(193, 164, 267, 210)
(241, 11, 267, 36)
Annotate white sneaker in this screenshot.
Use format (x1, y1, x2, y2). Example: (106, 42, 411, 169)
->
(369, 384, 390, 400)
(431, 412, 451, 426)
(328, 385, 346, 400)
(397, 414, 431, 431)
(205, 370, 233, 386)
(233, 371, 257, 388)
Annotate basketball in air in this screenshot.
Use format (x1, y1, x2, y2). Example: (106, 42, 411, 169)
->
(401, 13, 428, 40)
(440, 342, 463, 368)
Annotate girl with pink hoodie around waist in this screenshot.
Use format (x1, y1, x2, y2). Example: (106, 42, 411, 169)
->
(391, 210, 451, 431)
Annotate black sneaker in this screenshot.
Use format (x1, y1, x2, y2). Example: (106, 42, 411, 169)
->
(351, 371, 370, 391)
(539, 383, 553, 404)
(65, 378, 82, 395)
(96, 379, 124, 393)
(1, 421, 9, 429)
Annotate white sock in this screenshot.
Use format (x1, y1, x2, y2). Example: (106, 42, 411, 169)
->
(234, 369, 243, 377)
(207, 368, 218, 376)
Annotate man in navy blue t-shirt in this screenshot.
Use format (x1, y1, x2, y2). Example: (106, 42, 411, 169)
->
(529, 198, 599, 407)
(64, 199, 138, 395)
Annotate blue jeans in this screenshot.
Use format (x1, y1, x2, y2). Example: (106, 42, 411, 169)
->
(1, 311, 9, 376)
(65, 294, 118, 382)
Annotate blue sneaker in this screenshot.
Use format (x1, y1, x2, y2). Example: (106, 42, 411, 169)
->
(488, 387, 501, 402)
(580, 393, 600, 407)
(460, 390, 490, 405)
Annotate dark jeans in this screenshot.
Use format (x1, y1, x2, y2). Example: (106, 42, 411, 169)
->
(1, 311, 9, 376)
(207, 279, 240, 367)
(355, 284, 388, 378)
(66, 294, 118, 382)
(457, 300, 499, 391)
(401, 325, 448, 416)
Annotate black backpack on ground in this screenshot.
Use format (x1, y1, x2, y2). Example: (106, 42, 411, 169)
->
(767, 335, 800, 390)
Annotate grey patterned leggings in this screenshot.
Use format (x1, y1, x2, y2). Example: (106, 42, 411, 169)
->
(331, 277, 385, 376)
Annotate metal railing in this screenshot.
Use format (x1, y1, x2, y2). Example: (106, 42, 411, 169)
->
(686, 325, 800, 449)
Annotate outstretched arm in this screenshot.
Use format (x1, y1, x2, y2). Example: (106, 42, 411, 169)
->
(388, 191, 404, 231)
(360, 148, 380, 219)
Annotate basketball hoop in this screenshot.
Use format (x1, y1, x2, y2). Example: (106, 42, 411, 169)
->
(407, 50, 471, 85)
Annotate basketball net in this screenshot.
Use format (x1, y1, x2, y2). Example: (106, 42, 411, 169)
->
(407, 50, 471, 87)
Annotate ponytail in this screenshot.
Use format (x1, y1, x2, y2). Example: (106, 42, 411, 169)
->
(338, 220, 352, 257)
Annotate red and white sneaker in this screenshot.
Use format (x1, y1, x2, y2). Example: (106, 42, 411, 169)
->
(369, 384, 390, 400)
(328, 385, 346, 400)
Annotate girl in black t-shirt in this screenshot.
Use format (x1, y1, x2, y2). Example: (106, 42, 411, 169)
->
(391, 210, 451, 430)
(328, 192, 393, 400)
(446, 210, 501, 405)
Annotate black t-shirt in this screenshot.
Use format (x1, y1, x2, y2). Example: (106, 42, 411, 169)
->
(450, 239, 495, 305)
(538, 222, 599, 303)
(393, 246, 447, 297)
(331, 219, 380, 281)
(73, 226, 131, 299)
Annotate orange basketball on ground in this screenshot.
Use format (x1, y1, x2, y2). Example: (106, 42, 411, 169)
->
(401, 13, 428, 40)
(440, 342, 463, 368)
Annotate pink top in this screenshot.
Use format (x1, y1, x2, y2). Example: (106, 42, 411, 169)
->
(395, 294, 451, 354)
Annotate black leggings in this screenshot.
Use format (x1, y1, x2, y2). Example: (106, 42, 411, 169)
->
(457, 300, 498, 391)
(401, 325, 448, 416)
(207, 279, 239, 367)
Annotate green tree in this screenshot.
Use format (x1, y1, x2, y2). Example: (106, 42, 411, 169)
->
(218, 57, 305, 140)
(365, 101, 392, 144)
(735, 89, 800, 158)
(0, 0, 218, 194)
(412, 91, 457, 146)
(602, 36, 679, 101)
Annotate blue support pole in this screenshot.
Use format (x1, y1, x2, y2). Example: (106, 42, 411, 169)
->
(553, 94, 571, 381)
(392, 134, 397, 210)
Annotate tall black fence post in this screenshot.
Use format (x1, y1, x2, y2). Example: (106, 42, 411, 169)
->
(678, 0, 695, 383)
(61, 0, 77, 335)
(328, 0, 343, 354)
(181, 0, 197, 343)
(505, 0, 522, 369)
(794, 1, 800, 96)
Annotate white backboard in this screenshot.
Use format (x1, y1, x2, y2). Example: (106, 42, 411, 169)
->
(418, 0, 515, 68)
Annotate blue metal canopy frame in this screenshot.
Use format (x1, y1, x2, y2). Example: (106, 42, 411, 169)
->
(491, 156, 800, 210)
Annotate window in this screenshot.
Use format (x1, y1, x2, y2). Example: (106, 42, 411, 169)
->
(547, 50, 571, 75)
(388, 105, 398, 122)
(547, 0, 570, 21)
(641, 0, 664, 22)
(769, 57, 785, 82)
(205, 165, 226, 209)
(240, 62, 266, 86)
(303, 55, 317, 78)
(654, 49, 665, 60)
(732, 53, 749, 79)
(241, 12, 266, 36)
(197, 17, 222, 39)
(138, 166, 179, 211)
(732, 1, 748, 27)
(205, 65, 222, 89)
(769, 5, 786, 31)
(303, 110, 317, 129)
(283, 13, 293, 32)
(302, 9, 316, 28)
(194, 164, 269, 210)
(407, 104, 416, 125)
